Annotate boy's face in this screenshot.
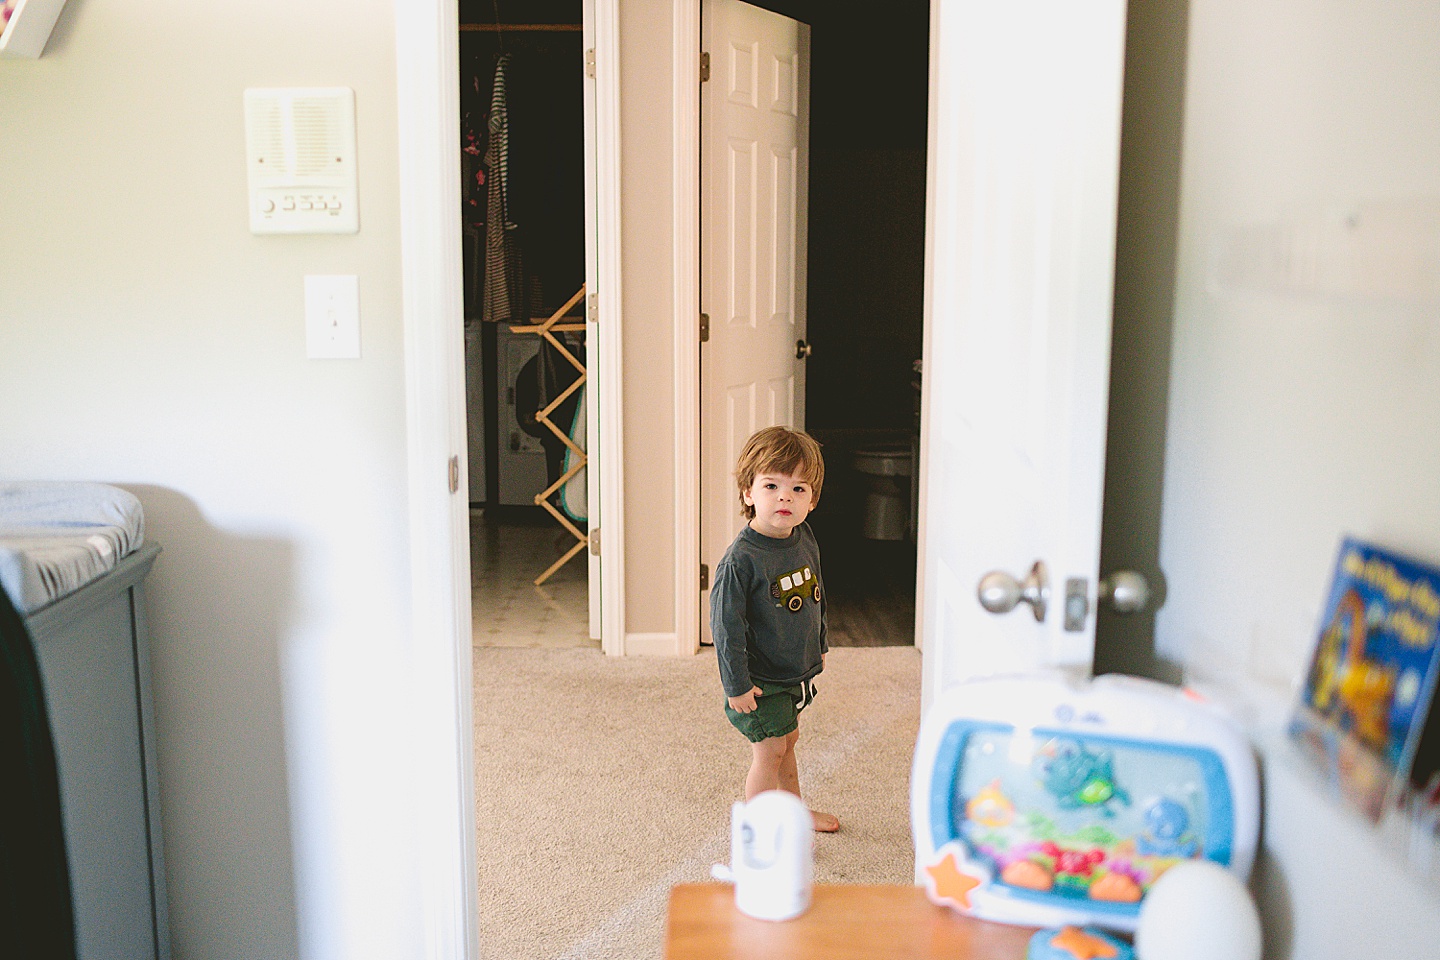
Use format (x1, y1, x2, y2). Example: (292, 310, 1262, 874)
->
(744, 471, 815, 539)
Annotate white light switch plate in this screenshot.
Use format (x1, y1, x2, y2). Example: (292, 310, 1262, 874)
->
(305, 275, 361, 358)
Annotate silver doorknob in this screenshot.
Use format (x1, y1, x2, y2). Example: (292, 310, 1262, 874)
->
(795, 339, 812, 359)
(977, 560, 1049, 622)
(1098, 570, 1149, 614)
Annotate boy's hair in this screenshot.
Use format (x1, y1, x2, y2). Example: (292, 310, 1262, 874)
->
(734, 426, 824, 519)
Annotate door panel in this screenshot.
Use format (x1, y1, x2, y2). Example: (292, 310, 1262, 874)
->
(769, 146, 798, 325)
(701, 0, 810, 640)
(725, 138, 752, 325)
(919, 0, 1127, 703)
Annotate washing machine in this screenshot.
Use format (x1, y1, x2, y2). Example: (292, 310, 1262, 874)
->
(494, 324, 551, 507)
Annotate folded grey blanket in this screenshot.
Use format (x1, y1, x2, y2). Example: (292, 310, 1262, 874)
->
(0, 483, 145, 615)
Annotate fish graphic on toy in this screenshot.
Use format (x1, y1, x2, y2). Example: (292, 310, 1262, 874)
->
(965, 780, 1016, 828)
(1036, 739, 1131, 817)
(1136, 797, 1198, 859)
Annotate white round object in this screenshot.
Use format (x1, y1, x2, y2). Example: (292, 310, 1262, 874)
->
(1135, 860, 1262, 960)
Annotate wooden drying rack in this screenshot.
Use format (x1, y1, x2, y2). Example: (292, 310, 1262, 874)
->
(509, 284, 588, 586)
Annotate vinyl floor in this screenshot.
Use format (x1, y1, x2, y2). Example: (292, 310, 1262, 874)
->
(469, 508, 597, 649)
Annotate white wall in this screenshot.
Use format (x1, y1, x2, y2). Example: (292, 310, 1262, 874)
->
(1157, 1, 1440, 955)
(0, 3, 422, 958)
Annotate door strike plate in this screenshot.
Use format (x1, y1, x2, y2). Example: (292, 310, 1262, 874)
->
(1063, 577, 1089, 632)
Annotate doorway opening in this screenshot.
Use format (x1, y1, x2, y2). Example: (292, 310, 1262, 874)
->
(710, 0, 931, 649)
(399, 0, 1133, 948)
(460, 2, 596, 649)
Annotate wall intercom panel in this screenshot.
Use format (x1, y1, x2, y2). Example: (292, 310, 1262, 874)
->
(244, 87, 359, 235)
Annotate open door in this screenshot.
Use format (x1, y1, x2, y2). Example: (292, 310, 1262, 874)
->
(699, 0, 811, 641)
(582, 0, 601, 639)
(918, 0, 1129, 706)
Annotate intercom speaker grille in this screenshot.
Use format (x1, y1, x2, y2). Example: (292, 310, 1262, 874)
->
(291, 100, 346, 176)
(245, 91, 350, 178)
(246, 95, 288, 170)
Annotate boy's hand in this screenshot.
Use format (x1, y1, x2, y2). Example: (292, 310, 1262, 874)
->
(728, 686, 763, 713)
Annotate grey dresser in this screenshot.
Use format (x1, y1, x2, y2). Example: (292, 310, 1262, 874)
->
(23, 542, 168, 960)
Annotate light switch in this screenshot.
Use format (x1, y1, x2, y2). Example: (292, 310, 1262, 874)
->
(305, 275, 361, 358)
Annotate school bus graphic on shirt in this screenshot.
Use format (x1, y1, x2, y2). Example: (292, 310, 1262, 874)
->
(770, 565, 821, 612)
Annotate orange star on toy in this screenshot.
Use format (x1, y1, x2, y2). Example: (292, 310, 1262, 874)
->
(1048, 926, 1119, 960)
(924, 852, 982, 910)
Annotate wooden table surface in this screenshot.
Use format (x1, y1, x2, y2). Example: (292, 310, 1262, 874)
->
(665, 884, 1038, 960)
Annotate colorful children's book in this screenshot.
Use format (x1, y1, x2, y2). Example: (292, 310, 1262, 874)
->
(1289, 537, 1440, 822)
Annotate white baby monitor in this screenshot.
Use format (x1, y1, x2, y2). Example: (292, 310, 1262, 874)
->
(711, 790, 813, 921)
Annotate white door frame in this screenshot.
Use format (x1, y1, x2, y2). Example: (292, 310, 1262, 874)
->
(394, 4, 475, 956)
(914, 0, 941, 662)
(397, 0, 1116, 953)
(590, 0, 628, 656)
(673, 0, 702, 652)
(394, 1, 624, 957)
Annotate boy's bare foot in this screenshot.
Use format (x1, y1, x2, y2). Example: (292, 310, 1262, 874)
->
(811, 810, 840, 833)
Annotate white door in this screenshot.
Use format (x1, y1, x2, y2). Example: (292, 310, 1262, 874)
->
(919, 0, 1128, 707)
(699, 0, 810, 640)
(582, 0, 602, 639)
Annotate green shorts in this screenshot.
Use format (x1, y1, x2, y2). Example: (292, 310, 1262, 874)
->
(724, 679, 818, 743)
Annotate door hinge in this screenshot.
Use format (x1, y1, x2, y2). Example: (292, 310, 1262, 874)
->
(448, 455, 460, 494)
(589, 528, 601, 556)
(585, 48, 596, 79)
(699, 312, 710, 343)
(700, 52, 710, 83)
(588, 292, 599, 323)
(700, 563, 710, 591)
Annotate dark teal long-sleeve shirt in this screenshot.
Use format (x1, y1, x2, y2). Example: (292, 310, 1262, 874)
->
(710, 522, 827, 699)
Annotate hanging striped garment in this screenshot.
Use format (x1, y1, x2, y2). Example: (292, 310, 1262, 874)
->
(482, 54, 524, 324)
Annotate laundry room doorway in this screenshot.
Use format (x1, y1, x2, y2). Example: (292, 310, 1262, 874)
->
(460, 1, 600, 648)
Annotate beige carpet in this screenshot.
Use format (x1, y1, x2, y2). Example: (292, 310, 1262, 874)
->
(472, 645, 922, 960)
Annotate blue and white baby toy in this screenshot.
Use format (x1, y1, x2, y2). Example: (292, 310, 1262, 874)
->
(911, 673, 1260, 933)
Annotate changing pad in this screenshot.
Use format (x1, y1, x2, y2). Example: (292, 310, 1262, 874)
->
(0, 482, 145, 614)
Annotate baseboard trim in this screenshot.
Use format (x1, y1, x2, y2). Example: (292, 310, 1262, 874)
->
(624, 632, 682, 656)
